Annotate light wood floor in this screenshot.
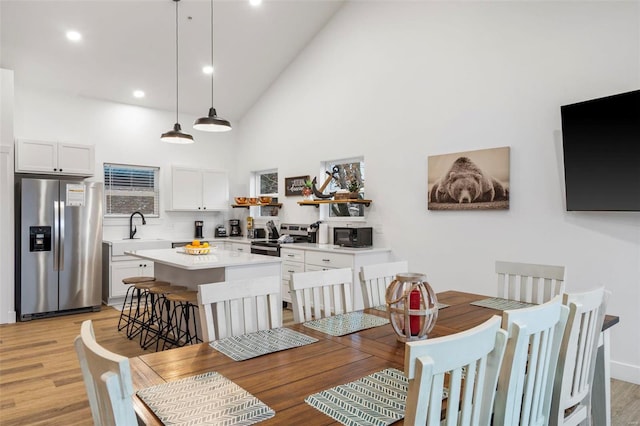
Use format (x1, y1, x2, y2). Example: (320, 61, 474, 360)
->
(1, 305, 638, 425)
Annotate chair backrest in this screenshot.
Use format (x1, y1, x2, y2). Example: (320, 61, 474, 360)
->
(496, 260, 566, 303)
(404, 316, 508, 425)
(197, 275, 282, 341)
(494, 295, 569, 426)
(74, 320, 137, 426)
(359, 260, 409, 308)
(550, 288, 610, 426)
(289, 267, 353, 323)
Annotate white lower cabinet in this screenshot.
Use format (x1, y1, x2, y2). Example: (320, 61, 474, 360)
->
(298, 248, 392, 310)
(110, 261, 154, 299)
(229, 241, 250, 253)
(281, 248, 305, 303)
(305, 251, 352, 271)
(101, 240, 170, 306)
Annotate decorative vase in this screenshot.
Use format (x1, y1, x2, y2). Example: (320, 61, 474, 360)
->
(302, 187, 313, 200)
(385, 273, 438, 342)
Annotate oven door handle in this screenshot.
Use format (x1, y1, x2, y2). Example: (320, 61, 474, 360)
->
(252, 245, 279, 252)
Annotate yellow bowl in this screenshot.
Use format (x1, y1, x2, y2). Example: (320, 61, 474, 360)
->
(259, 196, 272, 204)
(248, 197, 258, 205)
(235, 197, 248, 205)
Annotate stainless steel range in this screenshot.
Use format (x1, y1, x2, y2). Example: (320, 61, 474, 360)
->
(250, 223, 311, 257)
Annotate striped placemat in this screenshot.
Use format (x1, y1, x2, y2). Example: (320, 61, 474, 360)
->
(136, 371, 274, 425)
(470, 297, 535, 311)
(210, 327, 318, 361)
(373, 302, 450, 312)
(305, 368, 408, 426)
(303, 312, 389, 336)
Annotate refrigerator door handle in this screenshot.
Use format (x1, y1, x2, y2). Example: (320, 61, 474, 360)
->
(53, 200, 60, 271)
(59, 201, 65, 270)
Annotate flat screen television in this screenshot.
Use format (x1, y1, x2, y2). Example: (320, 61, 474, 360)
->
(561, 89, 640, 211)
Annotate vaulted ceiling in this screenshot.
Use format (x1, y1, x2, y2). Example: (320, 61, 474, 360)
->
(0, 0, 345, 123)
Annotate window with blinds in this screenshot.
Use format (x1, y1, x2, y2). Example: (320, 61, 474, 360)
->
(103, 163, 160, 217)
(254, 169, 278, 217)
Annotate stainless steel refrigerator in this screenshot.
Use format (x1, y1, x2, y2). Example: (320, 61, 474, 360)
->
(15, 177, 103, 321)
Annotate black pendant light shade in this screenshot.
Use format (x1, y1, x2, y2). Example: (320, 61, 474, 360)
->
(162, 0, 194, 144)
(161, 123, 194, 143)
(194, 0, 231, 133)
(194, 107, 232, 132)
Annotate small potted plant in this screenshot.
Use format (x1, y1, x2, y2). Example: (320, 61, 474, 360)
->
(347, 178, 361, 199)
(302, 179, 313, 200)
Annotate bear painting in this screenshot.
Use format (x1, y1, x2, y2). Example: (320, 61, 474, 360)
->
(428, 147, 510, 210)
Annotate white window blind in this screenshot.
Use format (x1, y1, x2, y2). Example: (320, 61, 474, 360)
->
(104, 163, 159, 217)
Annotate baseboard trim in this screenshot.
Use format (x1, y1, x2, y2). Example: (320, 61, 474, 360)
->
(611, 360, 640, 385)
(1, 310, 16, 324)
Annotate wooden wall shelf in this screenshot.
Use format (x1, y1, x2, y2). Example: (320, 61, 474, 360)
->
(231, 203, 283, 209)
(297, 199, 372, 208)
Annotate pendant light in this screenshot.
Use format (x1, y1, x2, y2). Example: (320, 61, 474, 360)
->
(161, 0, 194, 144)
(193, 0, 231, 132)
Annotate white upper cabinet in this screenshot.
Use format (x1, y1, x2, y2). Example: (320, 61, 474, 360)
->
(171, 166, 228, 211)
(15, 139, 94, 176)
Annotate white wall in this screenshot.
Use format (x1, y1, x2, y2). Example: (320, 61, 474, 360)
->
(0, 69, 16, 323)
(235, 1, 640, 383)
(13, 86, 237, 240)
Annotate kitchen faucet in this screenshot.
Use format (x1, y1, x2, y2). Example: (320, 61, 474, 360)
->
(129, 211, 146, 239)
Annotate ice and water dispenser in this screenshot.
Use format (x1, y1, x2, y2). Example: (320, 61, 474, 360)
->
(29, 226, 52, 252)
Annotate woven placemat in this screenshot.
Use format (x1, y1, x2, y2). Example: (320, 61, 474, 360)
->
(303, 312, 389, 336)
(470, 297, 535, 311)
(210, 327, 318, 361)
(305, 368, 408, 426)
(137, 371, 274, 425)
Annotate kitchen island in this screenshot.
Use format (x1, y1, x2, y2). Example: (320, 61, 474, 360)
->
(124, 247, 282, 289)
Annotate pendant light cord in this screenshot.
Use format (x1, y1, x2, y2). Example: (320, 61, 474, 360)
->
(210, 0, 214, 107)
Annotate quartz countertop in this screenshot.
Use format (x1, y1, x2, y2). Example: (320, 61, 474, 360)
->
(278, 243, 390, 255)
(125, 248, 282, 270)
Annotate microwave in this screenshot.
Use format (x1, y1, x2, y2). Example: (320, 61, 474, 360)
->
(333, 226, 373, 247)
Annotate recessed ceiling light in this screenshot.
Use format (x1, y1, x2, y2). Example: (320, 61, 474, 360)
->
(249, 0, 262, 7)
(66, 31, 82, 42)
(202, 65, 214, 75)
(133, 90, 145, 98)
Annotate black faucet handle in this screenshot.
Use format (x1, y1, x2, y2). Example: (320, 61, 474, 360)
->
(131, 225, 137, 239)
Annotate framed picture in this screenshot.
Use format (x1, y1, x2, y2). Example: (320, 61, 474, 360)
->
(285, 175, 309, 196)
(427, 146, 510, 211)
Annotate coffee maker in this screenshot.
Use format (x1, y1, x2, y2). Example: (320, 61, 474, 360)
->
(229, 219, 241, 237)
(194, 221, 204, 239)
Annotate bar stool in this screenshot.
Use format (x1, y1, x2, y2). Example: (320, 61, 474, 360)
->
(162, 291, 201, 350)
(126, 281, 168, 340)
(117, 276, 155, 335)
(140, 284, 188, 351)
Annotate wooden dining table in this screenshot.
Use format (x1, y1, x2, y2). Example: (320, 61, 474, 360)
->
(129, 290, 619, 425)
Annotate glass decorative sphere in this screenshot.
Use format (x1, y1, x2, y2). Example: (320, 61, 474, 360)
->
(385, 273, 438, 342)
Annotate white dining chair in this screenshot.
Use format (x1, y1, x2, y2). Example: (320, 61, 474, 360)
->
(359, 260, 409, 308)
(197, 275, 282, 341)
(550, 288, 610, 426)
(74, 320, 138, 426)
(494, 295, 569, 426)
(289, 267, 353, 323)
(496, 260, 566, 304)
(404, 316, 508, 425)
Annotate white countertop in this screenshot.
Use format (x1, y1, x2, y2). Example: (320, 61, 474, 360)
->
(125, 248, 282, 270)
(279, 243, 391, 255)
